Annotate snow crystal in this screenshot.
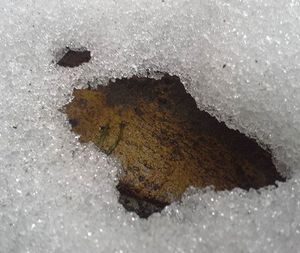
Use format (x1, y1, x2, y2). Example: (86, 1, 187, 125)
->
(0, 0, 300, 252)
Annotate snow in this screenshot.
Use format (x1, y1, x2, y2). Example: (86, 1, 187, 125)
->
(0, 0, 300, 252)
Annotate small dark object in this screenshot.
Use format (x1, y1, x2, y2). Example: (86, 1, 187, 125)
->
(68, 118, 79, 127)
(57, 49, 91, 67)
(117, 184, 166, 218)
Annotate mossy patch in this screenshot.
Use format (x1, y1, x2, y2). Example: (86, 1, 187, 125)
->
(63, 74, 284, 218)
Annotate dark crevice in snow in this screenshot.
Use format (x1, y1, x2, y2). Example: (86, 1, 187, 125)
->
(57, 48, 91, 67)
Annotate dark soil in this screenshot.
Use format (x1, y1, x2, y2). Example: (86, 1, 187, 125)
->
(63, 74, 285, 218)
(57, 48, 91, 67)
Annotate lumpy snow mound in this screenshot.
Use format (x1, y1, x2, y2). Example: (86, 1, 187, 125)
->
(0, 0, 300, 252)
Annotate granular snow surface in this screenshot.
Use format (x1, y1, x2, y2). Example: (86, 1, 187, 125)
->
(0, 0, 300, 252)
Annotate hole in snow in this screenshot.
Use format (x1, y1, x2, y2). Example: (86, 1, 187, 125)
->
(63, 74, 285, 218)
(57, 47, 91, 67)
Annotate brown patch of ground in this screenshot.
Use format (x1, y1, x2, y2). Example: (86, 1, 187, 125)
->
(63, 74, 284, 218)
(57, 48, 91, 67)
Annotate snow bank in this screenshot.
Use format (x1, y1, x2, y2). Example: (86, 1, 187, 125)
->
(0, 0, 300, 252)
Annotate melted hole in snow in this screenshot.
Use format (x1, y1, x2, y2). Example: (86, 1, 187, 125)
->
(63, 74, 285, 218)
(57, 47, 91, 67)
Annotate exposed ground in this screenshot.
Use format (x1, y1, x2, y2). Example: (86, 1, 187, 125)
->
(63, 74, 284, 218)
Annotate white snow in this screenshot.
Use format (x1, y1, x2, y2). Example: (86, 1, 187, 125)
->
(0, 0, 300, 252)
